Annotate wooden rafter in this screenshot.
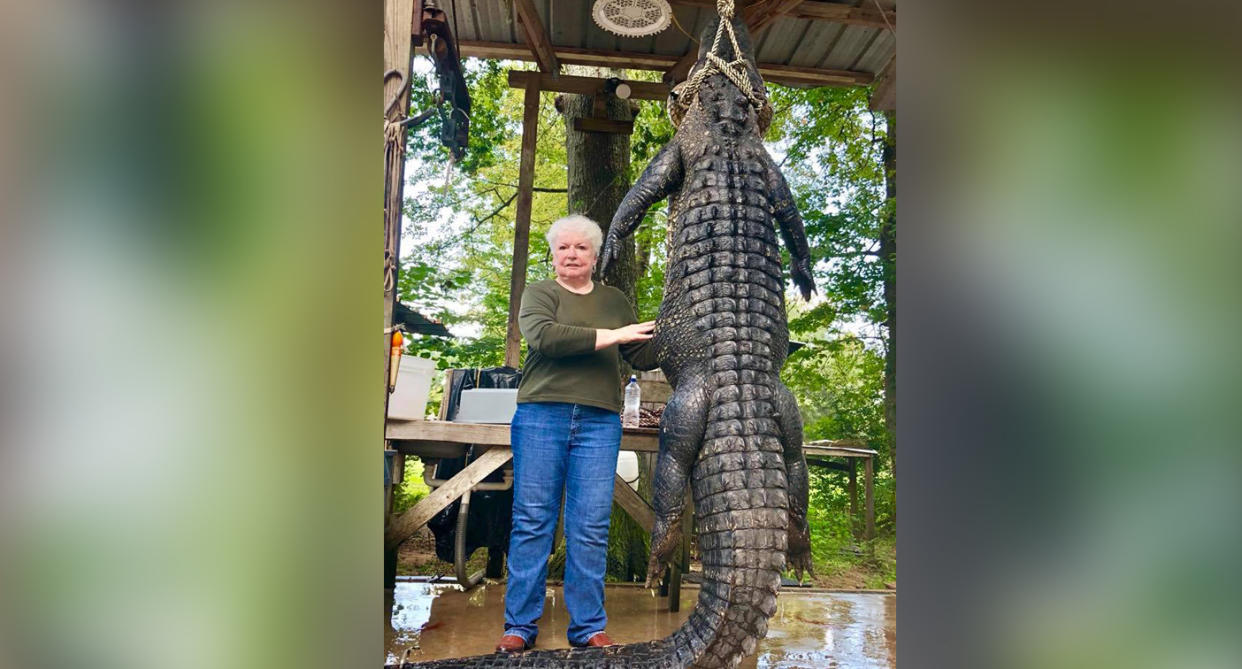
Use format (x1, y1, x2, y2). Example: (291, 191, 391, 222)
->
(869, 54, 895, 111)
(513, 0, 559, 74)
(743, 0, 807, 33)
(787, 0, 895, 29)
(664, 0, 803, 84)
(508, 70, 671, 102)
(458, 40, 676, 70)
(674, 0, 895, 30)
(455, 41, 870, 88)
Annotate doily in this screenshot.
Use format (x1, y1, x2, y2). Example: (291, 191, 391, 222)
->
(591, 0, 672, 38)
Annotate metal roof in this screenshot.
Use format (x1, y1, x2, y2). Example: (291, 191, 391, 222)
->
(428, 0, 895, 102)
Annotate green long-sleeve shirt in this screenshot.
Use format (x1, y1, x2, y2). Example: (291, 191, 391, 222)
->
(517, 279, 658, 413)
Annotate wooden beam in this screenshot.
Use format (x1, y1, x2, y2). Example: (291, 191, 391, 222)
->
(384, 0, 417, 114)
(848, 459, 859, 538)
(471, 43, 870, 88)
(804, 445, 877, 459)
(869, 54, 895, 111)
(513, 0, 559, 73)
(743, 0, 806, 33)
(806, 437, 870, 449)
(788, 0, 895, 29)
(384, 446, 513, 549)
(383, 0, 418, 544)
(508, 70, 671, 102)
(387, 420, 875, 458)
(459, 40, 678, 70)
(612, 474, 655, 532)
(504, 80, 541, 369)
(664, 52, 698, 86)
(806, 458, 852, 472)
(665, 0, 836, 85)
(637, 377, 672, 405)
(386, 420, 661, 451)
(864, 455, 875, 540)
(674, 0, 896, 29)
(757, 62, 872, 87)
(387, 419, 511, 443)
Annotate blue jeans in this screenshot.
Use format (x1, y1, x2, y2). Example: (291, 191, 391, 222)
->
(504, 402, 621, 646)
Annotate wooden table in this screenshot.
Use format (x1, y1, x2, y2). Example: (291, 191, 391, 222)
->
(384, 421, 878, 604)
(384, 420, 659, 548)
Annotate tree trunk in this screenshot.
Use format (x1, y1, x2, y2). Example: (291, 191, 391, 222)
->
(555, 79, 639, 302)
(880, 111, 896, 513)
(557, 67, 647, 580)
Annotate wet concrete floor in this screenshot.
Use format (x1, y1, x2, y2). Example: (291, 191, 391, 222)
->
(386, 580, 895, 668)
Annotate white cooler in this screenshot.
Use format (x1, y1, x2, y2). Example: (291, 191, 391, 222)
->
(454, 388, 519, 423)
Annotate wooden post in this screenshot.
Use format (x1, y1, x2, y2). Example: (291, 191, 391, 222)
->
(668, 556, 682, 612)
(503, 80, 541, 368)
(864, 455, 876, 540)
(848, 458, 859, 539)
(382, 0, 418, 582)
(668, 491, 693, 612)
(383, 0, 417, 392)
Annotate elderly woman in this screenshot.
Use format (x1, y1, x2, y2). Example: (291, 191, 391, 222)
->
(496, 214, 657, 653)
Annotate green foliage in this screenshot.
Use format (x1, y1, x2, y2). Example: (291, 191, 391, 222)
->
(391, 459, 429, 516)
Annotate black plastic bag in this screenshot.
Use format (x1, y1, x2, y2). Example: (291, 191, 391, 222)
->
(427, 367, 521, 565)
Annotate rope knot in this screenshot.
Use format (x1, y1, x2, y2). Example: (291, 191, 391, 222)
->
(667, 0, 773, 133)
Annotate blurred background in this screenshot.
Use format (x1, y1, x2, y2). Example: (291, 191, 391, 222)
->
(900, 1, 1242, 668)
(0, 1, 1238, 668)
(0, 2, 380, 668)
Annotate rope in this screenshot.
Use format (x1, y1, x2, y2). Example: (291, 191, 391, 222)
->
(870, 0, 895, 36)
(668, 0, 772, 132)
(383, 69, 408, 295)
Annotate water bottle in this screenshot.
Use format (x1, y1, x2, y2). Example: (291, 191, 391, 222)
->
(623, 375, 641, 428)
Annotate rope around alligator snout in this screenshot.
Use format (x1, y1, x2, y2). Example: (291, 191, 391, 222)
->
(669, 0, 773, 132)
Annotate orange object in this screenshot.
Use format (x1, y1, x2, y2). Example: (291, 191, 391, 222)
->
(388, 330, 404, 392)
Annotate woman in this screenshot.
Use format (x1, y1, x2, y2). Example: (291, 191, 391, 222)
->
(496, 214, 657, 652)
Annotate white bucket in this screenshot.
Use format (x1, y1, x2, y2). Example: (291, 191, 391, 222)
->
(388, 355, 437, 420)
(616, 450, 640, 491)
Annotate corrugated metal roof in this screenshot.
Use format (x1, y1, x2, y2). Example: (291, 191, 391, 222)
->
(434, 0, 895, 90)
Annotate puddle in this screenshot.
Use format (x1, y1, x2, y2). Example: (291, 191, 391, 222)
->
(386, 581, 894, 667)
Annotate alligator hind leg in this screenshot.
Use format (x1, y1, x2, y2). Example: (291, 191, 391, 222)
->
(775, 382, 814, 581)
(646, 366, 710, 588)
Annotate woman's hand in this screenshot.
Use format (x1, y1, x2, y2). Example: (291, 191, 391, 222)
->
(595, 321, 655, 350)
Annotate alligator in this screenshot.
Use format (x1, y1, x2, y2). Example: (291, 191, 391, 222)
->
(389, 12, 815, 669)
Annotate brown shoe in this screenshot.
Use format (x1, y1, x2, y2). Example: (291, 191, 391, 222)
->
(495, 634, 530, 653)
(572, 632, 617, 648)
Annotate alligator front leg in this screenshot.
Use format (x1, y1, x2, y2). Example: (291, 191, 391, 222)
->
(600, 141, 684, 276)
(765, 160, 816, 301)
(775, 382, 814, 581)
(646, 366, 709, 588)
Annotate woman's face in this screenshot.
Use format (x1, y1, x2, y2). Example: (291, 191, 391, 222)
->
(551, 230, 597, 283)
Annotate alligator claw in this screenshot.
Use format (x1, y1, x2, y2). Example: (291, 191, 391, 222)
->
(791, 257, 816, 301)
(599, 231, 620, 276)
(645, 517, 683, 589)
(787, 521, 814, 583)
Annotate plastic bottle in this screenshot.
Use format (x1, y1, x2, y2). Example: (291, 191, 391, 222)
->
(623, 375, 641, 428)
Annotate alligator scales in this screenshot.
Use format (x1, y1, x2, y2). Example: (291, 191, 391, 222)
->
(394, 16, 815, 669)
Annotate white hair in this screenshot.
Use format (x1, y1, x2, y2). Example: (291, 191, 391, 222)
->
(545, 214, 604, 255)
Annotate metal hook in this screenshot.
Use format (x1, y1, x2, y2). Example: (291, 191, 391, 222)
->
(384, 69, 408, 120)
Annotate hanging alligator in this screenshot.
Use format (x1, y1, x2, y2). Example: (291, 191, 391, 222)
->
(390, 11, 815, 669)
